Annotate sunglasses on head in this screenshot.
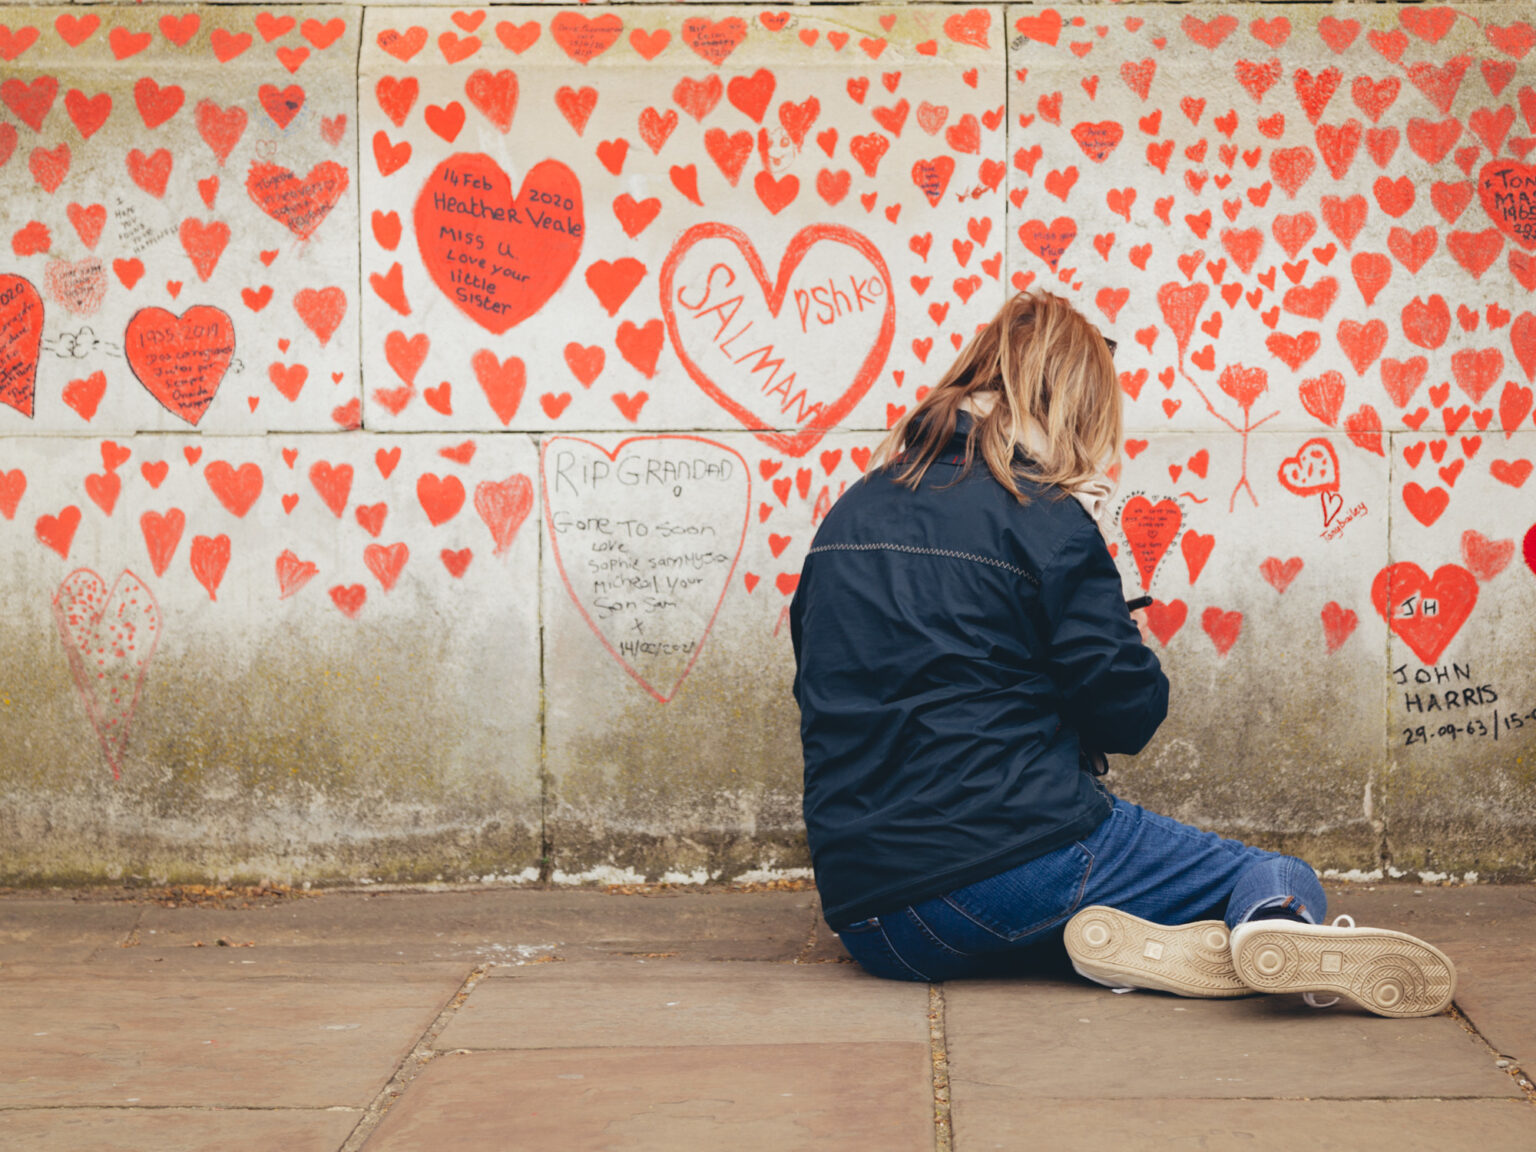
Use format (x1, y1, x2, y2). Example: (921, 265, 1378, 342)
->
(1103, 336, 1118, 356)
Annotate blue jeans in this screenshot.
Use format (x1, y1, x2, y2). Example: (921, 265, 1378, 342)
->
(837, 797, 1326, 982)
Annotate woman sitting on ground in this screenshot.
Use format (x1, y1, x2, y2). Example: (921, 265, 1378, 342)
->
(789, 289, 1454, 1018)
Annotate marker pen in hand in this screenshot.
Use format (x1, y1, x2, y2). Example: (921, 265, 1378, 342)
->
(1125, 595, 1153, 612)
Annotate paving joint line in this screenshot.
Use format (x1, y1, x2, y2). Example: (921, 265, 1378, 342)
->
(791, 903, 821, 964)
(1446, 1001, 1536, 1103)
(338, 963, 492, 1151)
(929, 984, 953, 1152)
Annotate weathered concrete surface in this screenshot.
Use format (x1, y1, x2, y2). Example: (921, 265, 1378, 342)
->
(0, 1, 1533, 889)
(2, 885, 1533, 1150)
(0, 433, 543, 888)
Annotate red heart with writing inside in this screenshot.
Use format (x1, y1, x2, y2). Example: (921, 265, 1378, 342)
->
(52, 568, 162, 780)
(0, 273, 44, 417)
(124, 305, 236, 425)
(1370, 562, 1477, 665)
(1478, 160, 1536, 251)
(414, 152, 584, 335)
(1120, 495, 1182, 591)
(246, 160, 348, 240)
(660, 222, 894, 457)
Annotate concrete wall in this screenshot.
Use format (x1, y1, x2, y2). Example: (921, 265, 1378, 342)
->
(0, 2, 1533, 887)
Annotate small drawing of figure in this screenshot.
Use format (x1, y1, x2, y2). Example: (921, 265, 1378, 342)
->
(758, 126, 799, 177)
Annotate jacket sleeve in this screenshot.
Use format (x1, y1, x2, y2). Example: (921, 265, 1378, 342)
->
(1038, 520, 1169, 754)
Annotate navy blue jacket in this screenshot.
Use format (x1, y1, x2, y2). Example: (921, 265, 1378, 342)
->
(791, 415, 1169, 929)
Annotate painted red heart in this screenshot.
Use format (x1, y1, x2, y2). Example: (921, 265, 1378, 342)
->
(1321, 601, 1357, 651)
(413, 152, 584, 335)
(246, 160, 348, 240)
(473, 473, 533, 553)
(1478, 160, 1536, 250)
(659, 222, 894, 457)
(465, 68, 517, 132)
(0, 273, 44, 418)
(1201, 606, 1243, 656)
(275, 549, 319, 599)
(203, 460, 262, 517)
(1120, 495, 1182, 591)
(417, 472, 466, 525)
(309, 460, 353, 518)
(1278, 437, 1340, 495)
(1461, 530, 1514, 583)
(139, 509, 184, 576)
(364, 542, 409, 591)
(1371, 562, 1477, 665)
(293, 286, 346, 345)
(124, 305, 236, 425)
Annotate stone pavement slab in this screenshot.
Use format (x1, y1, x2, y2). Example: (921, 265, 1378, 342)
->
(436, 960, 928, 1050)
(363, 1044, 934, 1152)
(0, 967, 463, 1109)
(0, 1108, 359, 1152)
(950, 1098, 1536, 1151)
(1331, 884, 1536, 1068)
(943, 977, 1519, 1101)
(0, 899, 140, 966)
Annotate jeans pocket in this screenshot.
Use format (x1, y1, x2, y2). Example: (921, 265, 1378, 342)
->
(940, 841, 1094, 944)
(836, 917, 930, 982)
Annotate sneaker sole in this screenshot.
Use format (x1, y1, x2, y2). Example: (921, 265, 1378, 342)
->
(1064, 906, 1250, 998)
(1230, 924, 1456, 1018)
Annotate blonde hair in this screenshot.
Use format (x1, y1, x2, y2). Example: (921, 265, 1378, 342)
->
(872, 290, 1121, 501)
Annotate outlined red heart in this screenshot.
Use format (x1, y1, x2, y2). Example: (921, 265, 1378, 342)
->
(541, 435, 748, 703)
(1278, 438, 1340, 495)
(1120, 495, 1183, 591)
(51, 568, 163, 780)
(124, 305, 236, 425)
(414, 152, 584, 335)
(1370, 562, 1477, 665)
(0, 273, 44, 417)
(659, 222, 894, 457)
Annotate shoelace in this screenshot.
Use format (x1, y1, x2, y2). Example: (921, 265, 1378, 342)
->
(1301, 914, 1355, 1009)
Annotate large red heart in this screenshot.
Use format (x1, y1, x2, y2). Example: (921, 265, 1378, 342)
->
(1370, 562, 1477, 666)
(541, 435, 748, 702)
(124, 305, 236, 425)
(1478, 160, 1536, 251)
(659, 222, 894, 457)
(0, 273, 44, 417)
(1120, 496, 1183, 591)
(413, 151, 584, 335)
(246, 160, 348, 239)
(52, 568, 163, 780)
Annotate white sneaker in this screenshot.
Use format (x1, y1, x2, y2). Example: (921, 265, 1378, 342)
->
(1229, 914, 1456, 1018)
(1063, 906, 1250, 998)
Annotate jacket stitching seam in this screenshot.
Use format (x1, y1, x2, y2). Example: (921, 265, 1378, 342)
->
(805, 542, 1041, 586)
